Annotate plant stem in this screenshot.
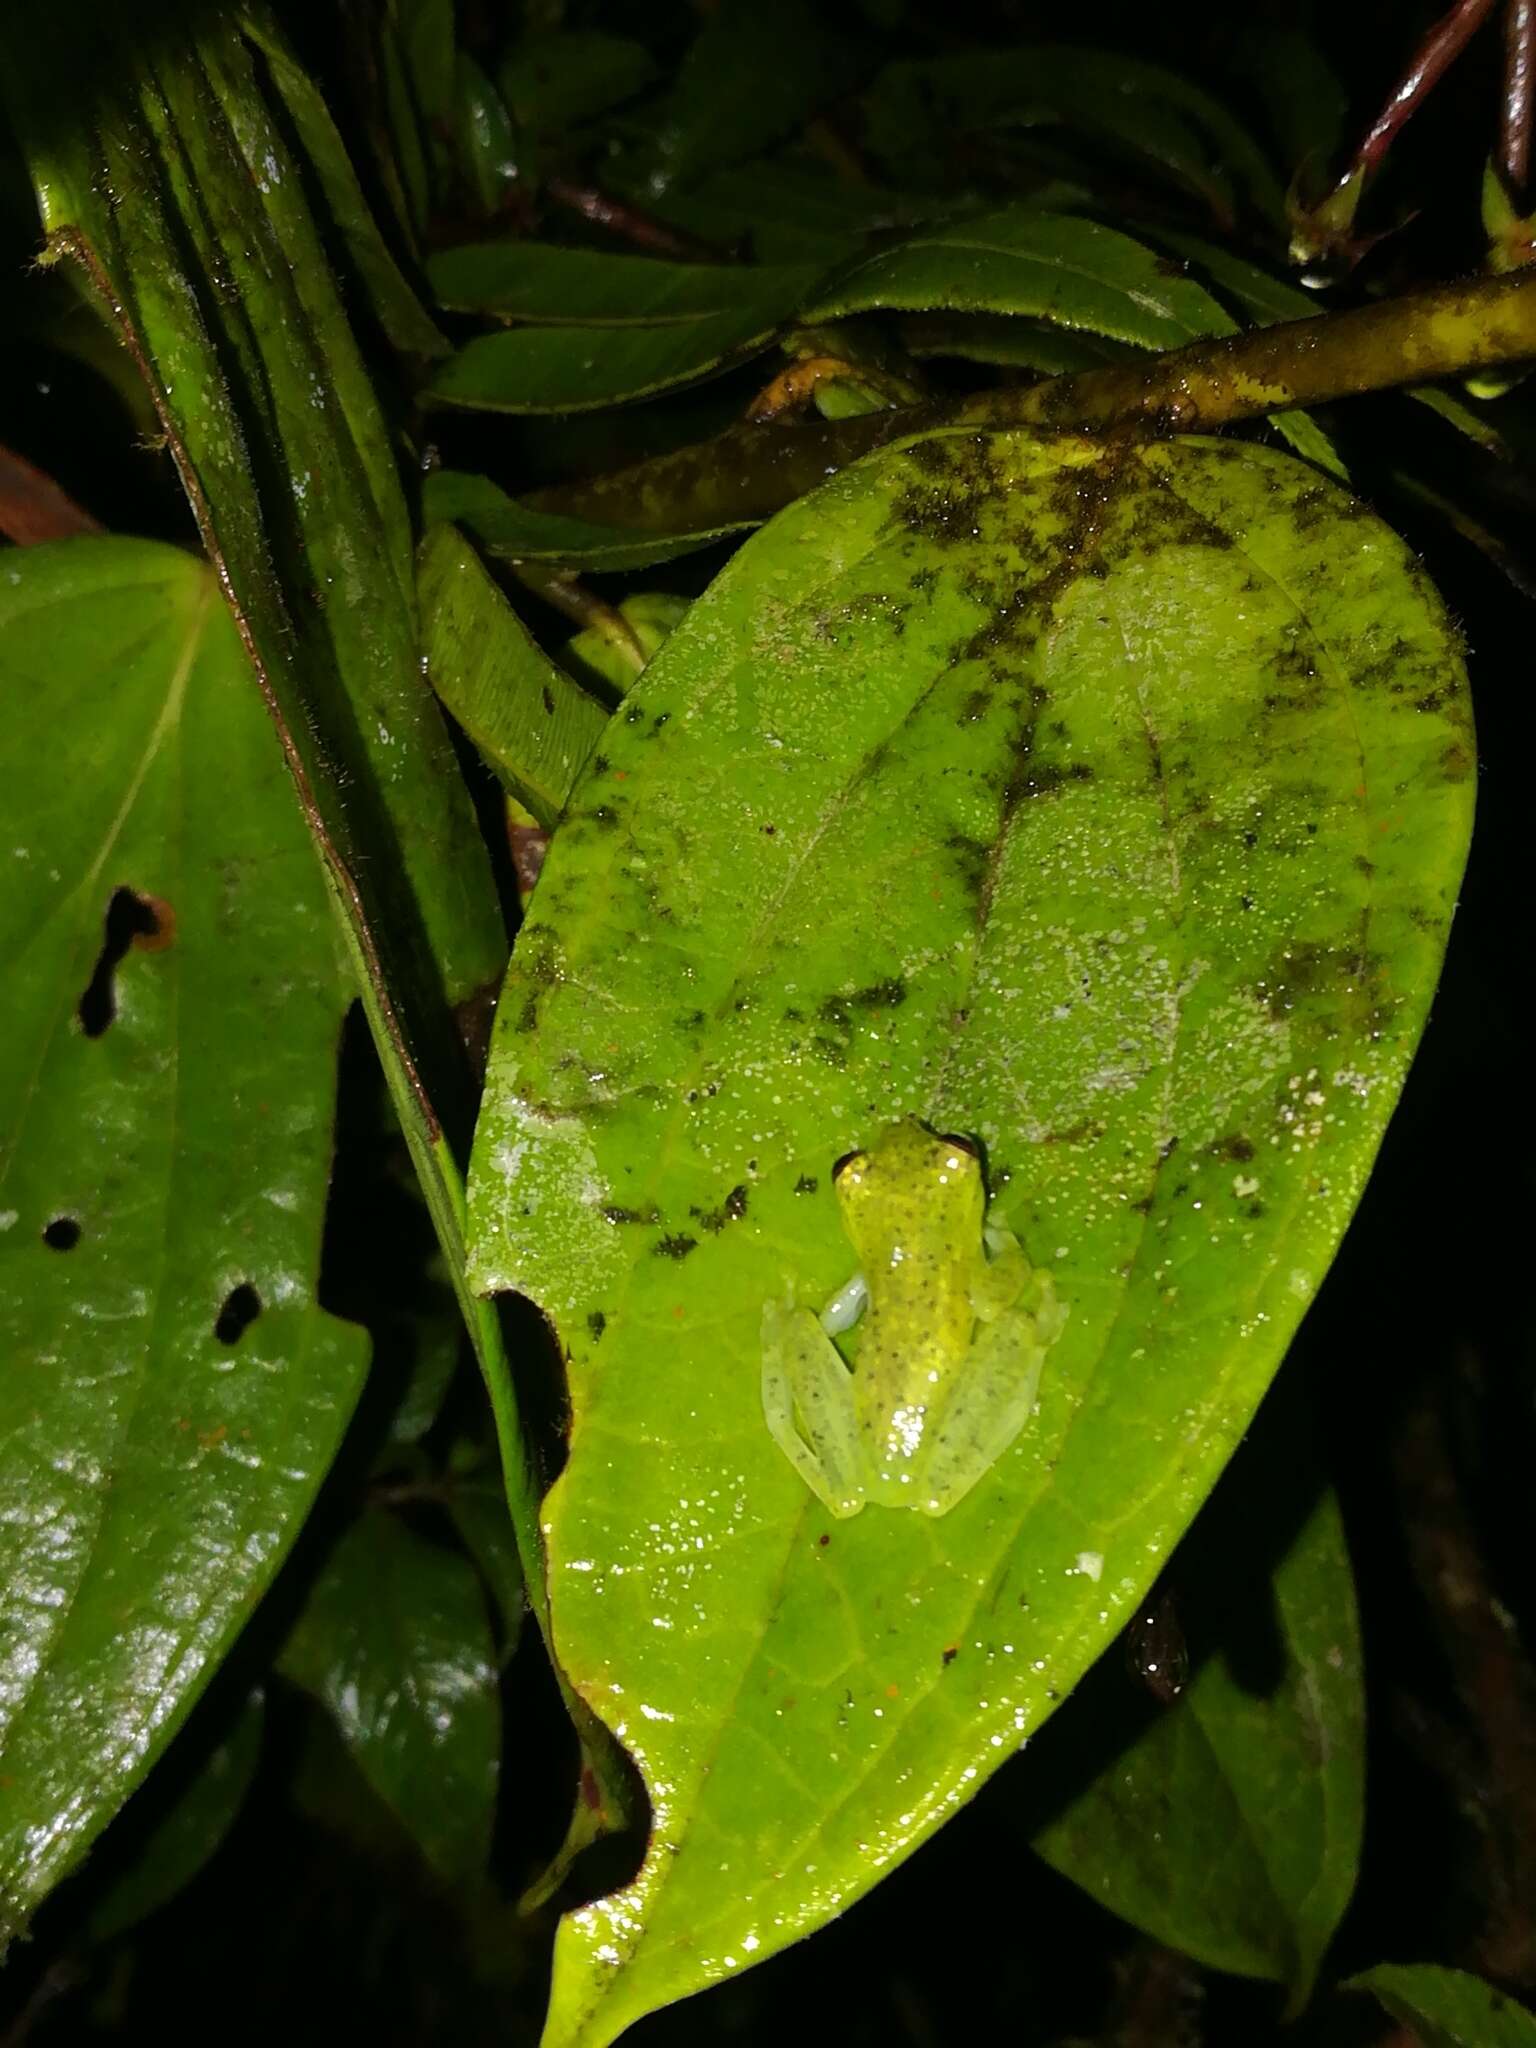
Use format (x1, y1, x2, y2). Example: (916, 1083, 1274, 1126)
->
(963, 268, 1536, 433)
(1345, 0, 1497, 192)
(531, 269, 1536, 535)
(1502, 0, 1536, 201)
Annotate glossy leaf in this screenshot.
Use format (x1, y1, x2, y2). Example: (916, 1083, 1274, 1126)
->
(561, 592, 690, 698)
(805, 210, 1233, 350)
(427, 257, 820, 415)
(899, 312, 1130, 375)
(0, 538, 368, 1935)
(467, 428, 1472, 2043)
(620, 0, 872, 199)
(1029, 1429, 1363, 2001)
(430, 242, 810, 328)
(454, 53, 521, 221)
(655, 161, 928, 267)
(87, 1688, 265, 1942)
(859, 45, 1284, 223)
(424, 469, 751, 572)
(0, 2, 552, 1681)
(419, 523, 609, 826)
(279, 1507, 500, 1885)
(449, 1470, 528, 1656)
(238, 6, 447, 357)
(498, 32, 659, 148)
(1346, 1965, 1536, 2046)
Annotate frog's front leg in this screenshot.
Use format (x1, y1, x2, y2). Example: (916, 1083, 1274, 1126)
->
(918, 1276, 1068, 1517)
(761, 1294, 867, 1519)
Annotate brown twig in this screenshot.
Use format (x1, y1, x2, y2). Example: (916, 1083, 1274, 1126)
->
(1501, 0, 1536, 200)
(543, 176, 726, 263)
(1349, 0, 1498, 190)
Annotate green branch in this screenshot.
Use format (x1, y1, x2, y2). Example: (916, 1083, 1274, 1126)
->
(531, 269, 1536, 536)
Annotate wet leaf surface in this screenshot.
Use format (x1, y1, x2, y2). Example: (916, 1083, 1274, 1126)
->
(0, 539, 368, 1935)
(467, 427, 1472, 2042)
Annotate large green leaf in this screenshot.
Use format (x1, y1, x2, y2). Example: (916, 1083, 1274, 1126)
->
(1028, 1417, 1363, 2002)
(279, 1507, 501, 1885)
(804, 210, 1233, 349)
(467, 428, 1471, 2043)
(1346, 1965, 1536, 2046)
(0, 538, 368, 1937)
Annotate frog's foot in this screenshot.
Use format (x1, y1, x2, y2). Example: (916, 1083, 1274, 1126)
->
(916, 1293, 1066, 1516)
(761, 1296, 866, 1519)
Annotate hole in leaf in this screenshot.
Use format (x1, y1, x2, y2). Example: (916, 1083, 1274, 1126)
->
(43, 1216, 81, 1250)
(214, 1283, 262, 1345)
(77, 886, 176, 1037)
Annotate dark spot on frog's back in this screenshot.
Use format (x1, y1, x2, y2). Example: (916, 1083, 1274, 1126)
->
(1208, 1132, 1255, 1163)
(603, 1203, 660, 1226)
(587, 1311, 607, 1342)
(852, 977, 907, 1010)
(794, 1174, 819, 1195)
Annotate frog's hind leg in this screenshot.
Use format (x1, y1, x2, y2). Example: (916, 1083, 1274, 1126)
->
(761, 1299, 866, 1519)
(916, 1310, 1055, 1517)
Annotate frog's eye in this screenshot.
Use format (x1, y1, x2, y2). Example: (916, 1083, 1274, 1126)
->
(832, 1148, 868, 1182)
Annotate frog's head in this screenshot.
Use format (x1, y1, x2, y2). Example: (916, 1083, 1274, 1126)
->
(832, 1115, 987, 1268)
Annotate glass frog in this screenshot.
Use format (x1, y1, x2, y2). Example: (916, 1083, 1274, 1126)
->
(761, 1118, 1067, 1518)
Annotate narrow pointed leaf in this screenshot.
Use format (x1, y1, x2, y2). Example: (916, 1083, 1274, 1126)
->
(426, 262, 820, 416)
(0, 538, 368, 1936)
(1345, 1965, 1536, 2046)
(419, 524, 609, 826)
(468, 428, 1472, 2044)
(237, 6, 447, 357)
(429, 243, 817, 328)
(805, 210, 1233, 349)
(424, 469, 750, 572)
